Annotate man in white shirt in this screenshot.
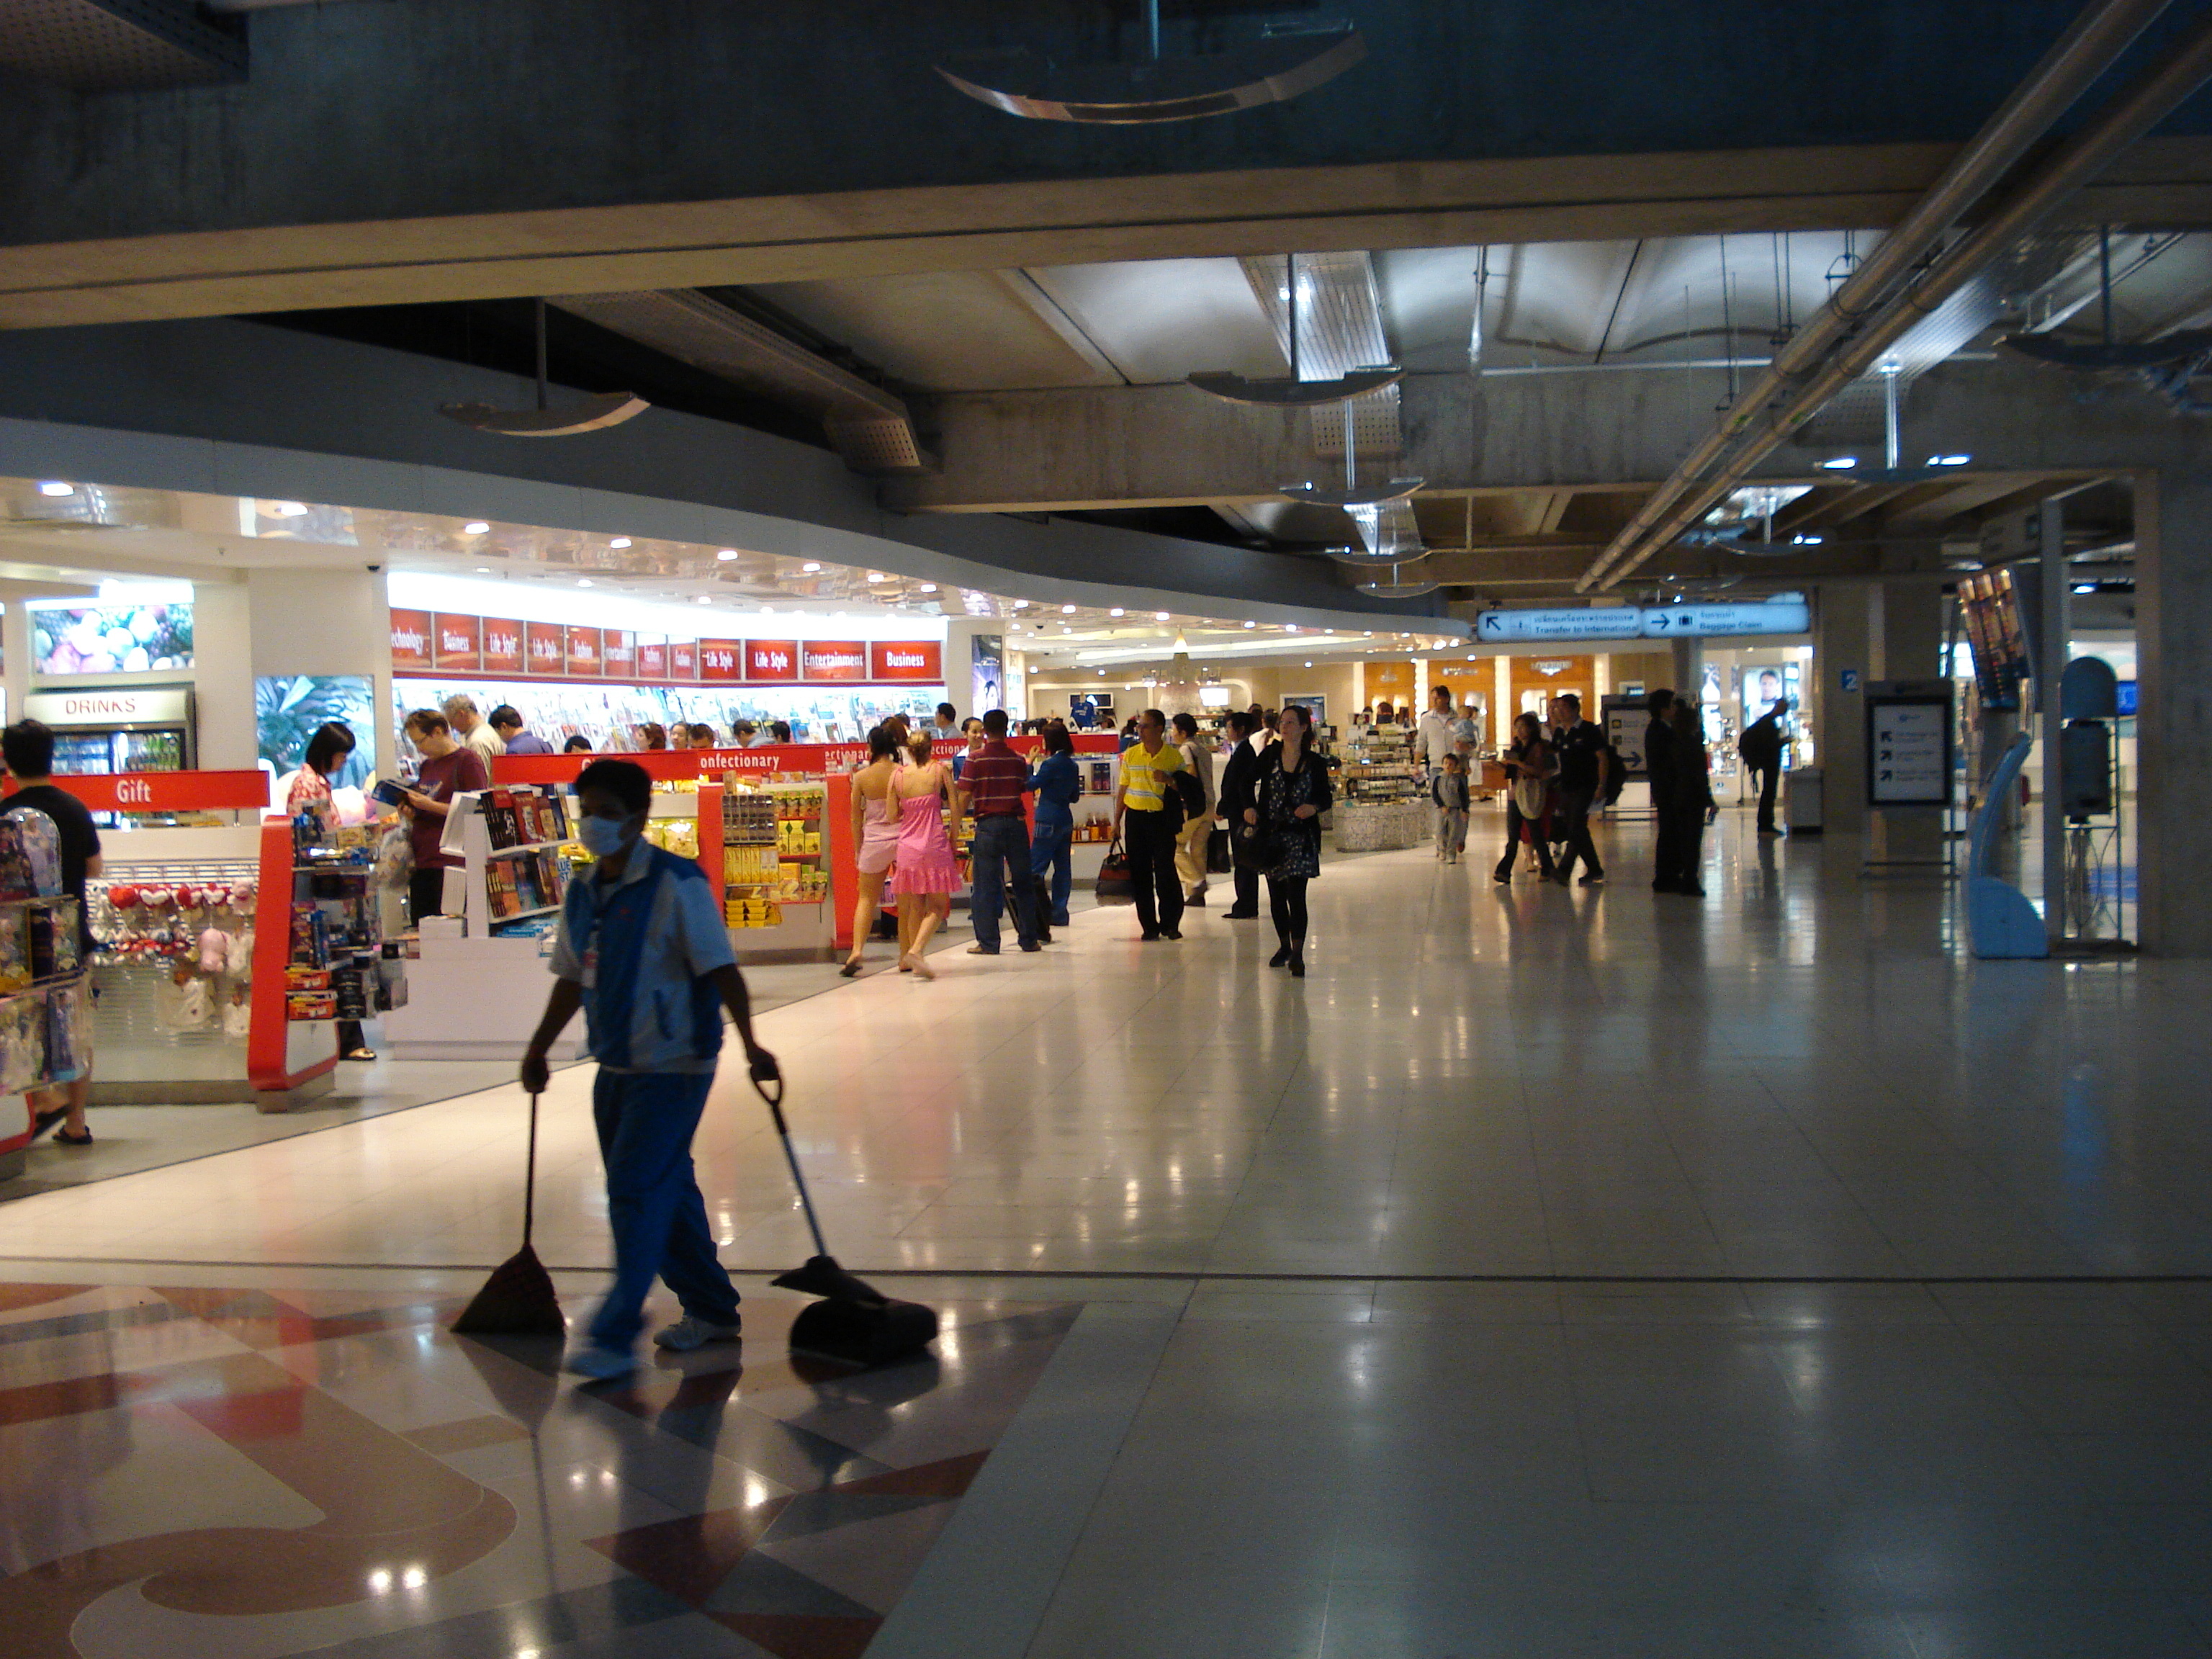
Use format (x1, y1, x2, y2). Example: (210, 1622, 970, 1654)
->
(1413, 685, 1462, 841)
(443, 694, 506, 768)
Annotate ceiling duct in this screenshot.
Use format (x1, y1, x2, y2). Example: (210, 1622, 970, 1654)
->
(0, 0, 244, 89)
(1237, 251, 1403, 455)
(552, 289, 927, 473)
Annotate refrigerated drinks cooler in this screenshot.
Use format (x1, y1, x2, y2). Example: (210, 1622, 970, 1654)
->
(21, 687, 196, 777)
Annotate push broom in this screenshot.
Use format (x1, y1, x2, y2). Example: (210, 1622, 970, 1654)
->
(755, 1073, 938, 1367)
(451, 1090, 567, 1336)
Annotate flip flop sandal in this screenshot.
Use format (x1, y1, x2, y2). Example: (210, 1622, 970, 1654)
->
(54, 1128, 93, 1146)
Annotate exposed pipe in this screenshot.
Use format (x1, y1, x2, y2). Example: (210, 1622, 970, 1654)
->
(1591, 6, 2212, 590)
(1575, 0, 2177, 592)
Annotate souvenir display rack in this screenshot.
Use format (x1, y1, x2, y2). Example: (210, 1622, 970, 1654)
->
(84, 853, 261, 1102)
(1334, 727, 1429, 851)
(0, 818, 89, 1172)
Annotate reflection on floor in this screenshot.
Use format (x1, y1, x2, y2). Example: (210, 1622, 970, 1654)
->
(3, 814, 2211, 1656)
(0, 1273, 1074, 1659)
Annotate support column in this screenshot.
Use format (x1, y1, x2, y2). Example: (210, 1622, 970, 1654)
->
(1871, 580, 1946, 863)
(192, 578, 256, 770)
(2135, 469, 2212, 954)
(247, 569, 396, 773)
(1816, 584, 1874, 837)
(0, 598, 29, 725)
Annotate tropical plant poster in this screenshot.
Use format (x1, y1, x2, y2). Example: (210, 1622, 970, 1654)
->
(256, 675, 377, 788)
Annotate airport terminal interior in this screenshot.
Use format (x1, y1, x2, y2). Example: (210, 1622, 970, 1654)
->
(2, 1, 2212, 1653)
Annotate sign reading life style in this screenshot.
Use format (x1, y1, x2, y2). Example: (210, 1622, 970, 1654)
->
(1475, 600, 1812, 644)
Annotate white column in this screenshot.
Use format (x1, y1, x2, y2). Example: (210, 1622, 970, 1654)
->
(192, 579, 256, 770)
(2135, 468, 2212, 953)
(246, 568, 397, 771)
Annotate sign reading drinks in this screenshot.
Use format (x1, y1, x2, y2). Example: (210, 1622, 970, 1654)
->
(386, 611, 943, 685)
(1474, 599, 1811, 643)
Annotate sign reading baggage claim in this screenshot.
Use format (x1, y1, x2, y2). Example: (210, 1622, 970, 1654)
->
(1474, 598, 1812, 643)
(389, 611, 943, 685)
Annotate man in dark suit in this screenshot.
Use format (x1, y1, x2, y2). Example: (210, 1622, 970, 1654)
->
(1215, 710, 1263, 920)
(1645, 689, 1681, 892)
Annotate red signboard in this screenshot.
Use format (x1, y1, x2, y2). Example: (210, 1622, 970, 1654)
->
(745, 639, 799, 682)
(801, 640, 868, 682)
(524, 621, 567, 677)
(433, 612, 482, 673)
(670, 639, 699, 679)
(390, 609, 433, 673)
(602, 629, 637, 676)
(493, 732, 1118, 789)
(482, 616, 523, 675)
(698, 639, 742, 682)
(6, 768, 272, 814)
(565, 626, 602, 677)
(637, 636, 667, 679)
(870, 639, 943, 682)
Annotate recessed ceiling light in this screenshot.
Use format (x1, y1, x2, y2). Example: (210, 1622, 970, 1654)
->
(760, 605, 774, 614)
(868, 571, 885, 581)
(1819, 457, 1857, 471)
(609, 536, 632, 549)
(1062, 603, 1076, 613)
(1244, 621, 1256, 629)
(1930, 454, 1972, 467)
(1013, 599, 1030, 608)
(920, 583, 938, 593)
(801, 561, 821, 572)
(475, 565, 492, 573)
(1109, 607, 1125, 617)
(1305, 660, 1313, 667)
(463, 521, 490, 534)
(1155, 611, 1170, 621)
(716, 548, 738, 561)
(266, 500, 307, 517)
(37, 481, 74, 497)
(577, 578, 594, 588)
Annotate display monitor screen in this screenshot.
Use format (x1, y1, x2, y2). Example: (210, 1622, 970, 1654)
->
(1957, 570, 2030, 710)
(30, 602, 194, 675)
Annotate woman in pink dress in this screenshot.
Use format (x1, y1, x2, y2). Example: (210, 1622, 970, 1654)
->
(889, 728, 960, 978)
(842, 724, 904, 977)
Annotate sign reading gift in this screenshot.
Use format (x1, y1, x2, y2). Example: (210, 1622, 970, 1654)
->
(481, 617, 523, 675)
(698, 639, 743, 681)
(524, 621, 567, 675)
(390, 609, 433, 673)
(801, 640, 867, 682)
(869, 640, 943, 682)
(433, 612, 482, 673)
(745, 639, 799, 682)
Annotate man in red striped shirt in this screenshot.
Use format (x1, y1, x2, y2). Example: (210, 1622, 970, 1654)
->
(964, 709, 1042, 956)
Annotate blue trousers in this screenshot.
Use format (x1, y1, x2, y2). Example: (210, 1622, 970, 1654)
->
(969, 814, 1038, 951)
(1030, 819, 1073, 925)
(587, 1069, 738, 1353)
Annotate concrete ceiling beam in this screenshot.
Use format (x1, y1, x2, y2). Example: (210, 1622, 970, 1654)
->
(4, 138, 2208, 331)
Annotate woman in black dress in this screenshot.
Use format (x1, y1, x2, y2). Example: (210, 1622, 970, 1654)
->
(1242, 702, 1332, 976)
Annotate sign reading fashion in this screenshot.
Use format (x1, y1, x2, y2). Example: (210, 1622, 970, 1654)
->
(1473, 599, 1812, 643)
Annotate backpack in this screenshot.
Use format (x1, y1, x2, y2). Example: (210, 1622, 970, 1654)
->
(1601, 742, 1629, 807)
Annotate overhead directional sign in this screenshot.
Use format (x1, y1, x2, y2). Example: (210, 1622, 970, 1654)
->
(1474, 599, 1812, 644)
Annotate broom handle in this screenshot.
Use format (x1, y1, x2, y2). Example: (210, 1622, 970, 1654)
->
(522, 1089, 540, 1248)
(755, 1074, 830, 1259)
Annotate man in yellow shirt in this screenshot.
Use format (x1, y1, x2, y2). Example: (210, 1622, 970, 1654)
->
(1112, 706, 1187, 940)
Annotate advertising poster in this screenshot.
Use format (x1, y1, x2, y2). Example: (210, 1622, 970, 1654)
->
(32, 601, 195, 676)
(256, 675, 377, 789)
(971, 632, 1004, 714)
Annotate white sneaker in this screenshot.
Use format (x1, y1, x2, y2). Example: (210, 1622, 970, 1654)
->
(653, 1315, 742, 1351)
(562, 1345, 637, 1380)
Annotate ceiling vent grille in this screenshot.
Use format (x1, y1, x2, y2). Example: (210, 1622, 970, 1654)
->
(0, 0, 244, 89)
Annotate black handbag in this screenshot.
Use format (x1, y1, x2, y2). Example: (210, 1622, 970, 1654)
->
(1094, 838, 1136, 905)
(1231, 819, 1281, 876)
(1206, 824, 1232, 874)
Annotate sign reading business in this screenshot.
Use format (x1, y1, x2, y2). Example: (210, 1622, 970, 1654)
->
(1474, 599, 1812, 644)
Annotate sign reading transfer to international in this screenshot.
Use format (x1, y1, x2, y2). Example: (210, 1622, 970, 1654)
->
(1475, 600, 1811, 643)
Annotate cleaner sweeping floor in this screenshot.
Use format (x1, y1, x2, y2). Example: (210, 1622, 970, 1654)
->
(513, 757, 786, 1381)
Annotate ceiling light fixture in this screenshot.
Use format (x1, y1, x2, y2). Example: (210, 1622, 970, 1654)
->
(1062, 603, 1076, 613)
(1155, 611, 1170, 621)
(463, 521, 491, 534)
(1110, 607, 1125, 617)
(1819, 457, 1858, 471)
(697, 595, 714, 604)
(1243, 621, 1256, 629)
(438, 297, 649, 436)
(577, 578, 594, 588)
(1929, 454, 1972, 467)
(716, 548, 738, 561)
(920, 583, 938, 593)
(266, 500, 308, 518)
(609, 536, 632, 549)
(475, 565, 493, 573)
(37, 481, 74, 497)
(801, 561, 821, 572)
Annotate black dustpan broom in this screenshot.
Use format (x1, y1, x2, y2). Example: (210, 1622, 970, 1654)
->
(452, 1090, 567, 1336)
(755, 1073, 938, 1368)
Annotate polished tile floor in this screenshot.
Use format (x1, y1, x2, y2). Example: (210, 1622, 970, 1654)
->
(4, 808, 2210, 1656)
